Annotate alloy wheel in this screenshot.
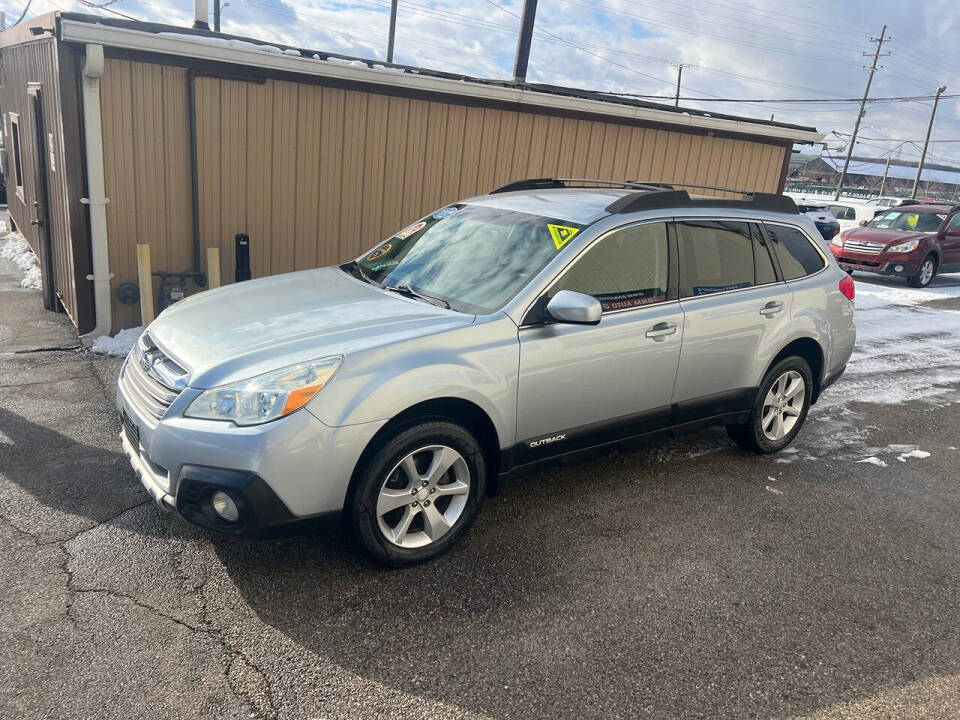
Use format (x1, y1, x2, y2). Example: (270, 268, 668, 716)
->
(376, 445, 471, 548)
(761, 370, 805, 442)
(920, 259, 934, 286)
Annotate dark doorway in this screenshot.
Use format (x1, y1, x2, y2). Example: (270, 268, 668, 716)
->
(27, 83, 57, 311)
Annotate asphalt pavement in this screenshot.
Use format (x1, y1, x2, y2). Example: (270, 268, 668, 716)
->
(2, 248, 960, 719)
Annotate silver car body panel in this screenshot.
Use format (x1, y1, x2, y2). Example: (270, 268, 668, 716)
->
(118, 189, 856, 522)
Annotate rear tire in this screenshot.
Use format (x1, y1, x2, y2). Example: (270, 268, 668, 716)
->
(727, 356, 813, 454)
(908, 255, 937, 288)
(349, 420, 486, 567)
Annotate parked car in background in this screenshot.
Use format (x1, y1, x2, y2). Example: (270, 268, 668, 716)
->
(865, 196, 901, 213)
(796, 202, 840, 241)
(830, 203, 960, 287)
(788, 193, 875, 233)
(822, 200, 875, 232)
(117, 180, 857, 566)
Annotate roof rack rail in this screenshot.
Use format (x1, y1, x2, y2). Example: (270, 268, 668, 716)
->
(605, 189, 799, 215)
(489, 178, 671, 194)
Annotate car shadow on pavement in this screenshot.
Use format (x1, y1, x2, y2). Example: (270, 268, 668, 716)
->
(212, 439, 960, 719)
(0, 407, 181, 538)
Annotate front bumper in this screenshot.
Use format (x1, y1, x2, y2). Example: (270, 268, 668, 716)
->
(117, 359, 386, 533)
(835, 251, 921, 277)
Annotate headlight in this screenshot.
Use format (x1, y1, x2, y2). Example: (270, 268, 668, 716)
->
(888, 239, 919, 253)
(830, 235, 844, 247)
(185, 356, 342, 426)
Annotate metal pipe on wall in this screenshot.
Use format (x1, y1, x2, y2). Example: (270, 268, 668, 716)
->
(78, 43, 113, 344)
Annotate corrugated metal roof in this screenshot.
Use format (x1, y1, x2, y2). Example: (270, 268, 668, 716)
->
(821, 155, 960, 185)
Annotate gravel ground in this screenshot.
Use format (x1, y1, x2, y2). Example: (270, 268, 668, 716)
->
(2, 247, 960, 719)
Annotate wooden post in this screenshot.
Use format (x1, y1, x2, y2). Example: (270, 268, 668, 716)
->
(136, 243, 155, 327)
(206, 246, 221, 289)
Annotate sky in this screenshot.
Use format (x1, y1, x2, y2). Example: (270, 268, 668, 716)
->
(3, 0, 960, 166)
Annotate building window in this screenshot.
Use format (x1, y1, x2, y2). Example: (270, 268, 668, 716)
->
(9, 113, 24, 201)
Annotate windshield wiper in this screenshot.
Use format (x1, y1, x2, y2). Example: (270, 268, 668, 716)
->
(340, 260, 377, 286)
(382, 282, 451, 309)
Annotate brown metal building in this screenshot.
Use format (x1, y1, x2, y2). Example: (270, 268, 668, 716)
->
(0, 12, 822, 337)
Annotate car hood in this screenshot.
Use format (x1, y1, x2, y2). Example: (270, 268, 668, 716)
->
(147, 267, 475, 388)
(841, 226, 928, 247)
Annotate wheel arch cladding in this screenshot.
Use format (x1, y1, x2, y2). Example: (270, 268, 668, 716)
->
(346, 397, 502, 507)
(770, 337, 824, 402)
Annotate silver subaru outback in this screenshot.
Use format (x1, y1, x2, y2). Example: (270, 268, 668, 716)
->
(117, 179, 856, 566)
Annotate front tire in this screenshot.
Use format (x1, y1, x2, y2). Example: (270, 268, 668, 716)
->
(908, 255, 937, 288)
(727, 356, 813, 454)
(349, 420, 486, 567)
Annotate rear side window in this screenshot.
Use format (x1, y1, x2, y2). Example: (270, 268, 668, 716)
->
(677, 220, 755, 297)
(766, 224, 826, 280)
(553, 222, 669, 312)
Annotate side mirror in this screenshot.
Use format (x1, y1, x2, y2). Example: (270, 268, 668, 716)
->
(546, 290, 602, 325)
(945, 228, 960, 237)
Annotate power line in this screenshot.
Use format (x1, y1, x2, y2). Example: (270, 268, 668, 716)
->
(477, 0, 677, 92)
(607, 92, 960, 104)
(10, 0, 34, 26)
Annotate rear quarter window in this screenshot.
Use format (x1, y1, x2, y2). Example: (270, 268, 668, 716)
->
(766, 224, 826, 280)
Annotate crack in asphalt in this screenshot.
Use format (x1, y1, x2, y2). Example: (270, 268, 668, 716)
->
(1, 506, 280, 719)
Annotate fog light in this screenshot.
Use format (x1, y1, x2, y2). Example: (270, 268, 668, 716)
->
(895, 265, 904, 272)
(211, 490, 239, 522)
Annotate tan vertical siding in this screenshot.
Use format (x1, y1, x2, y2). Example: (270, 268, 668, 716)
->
(95, 58, 790, 330)
(0, 39, 93, 330)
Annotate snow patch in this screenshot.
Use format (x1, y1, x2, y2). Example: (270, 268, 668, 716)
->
(765, 485, 783, 495)
(90, 327, 143, 357)
(1, 232, 43, 290)
(857, 457, 887, 467)
(896, 449, 930, 463)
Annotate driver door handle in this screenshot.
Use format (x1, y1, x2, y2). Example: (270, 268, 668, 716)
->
(760, 301, 784, 318)
(645, 321, 678, 340)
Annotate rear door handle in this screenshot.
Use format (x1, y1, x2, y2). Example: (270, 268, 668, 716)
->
(760, 301, 784, 318)
(645, 322, 677, 340)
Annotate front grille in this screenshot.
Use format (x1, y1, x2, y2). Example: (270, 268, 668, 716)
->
(843, 240, 884, 255)
(120, 334, 189, 421)
(839, 256, 882, 268)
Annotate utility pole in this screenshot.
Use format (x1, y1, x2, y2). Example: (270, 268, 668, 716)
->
(386, 0, 398, 63)
(911, 84, 947, 200)
(213, 0, 220, 32)
(834, 25, 890, 200)
(670, 63, 690, 107)
(879, 155, 891, 196)
(513, 0, 538, 84)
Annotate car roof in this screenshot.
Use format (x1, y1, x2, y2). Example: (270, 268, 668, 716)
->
(467, 186, 803, 225)
(466, 188, 630, 225)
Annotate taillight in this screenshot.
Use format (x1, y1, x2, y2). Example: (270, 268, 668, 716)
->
(838, 274, 855, 300)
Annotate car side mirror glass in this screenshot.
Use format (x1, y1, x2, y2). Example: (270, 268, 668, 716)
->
(546, 290, 602, 325)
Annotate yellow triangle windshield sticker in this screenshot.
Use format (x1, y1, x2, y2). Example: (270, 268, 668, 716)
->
(548, 224, 580, 250)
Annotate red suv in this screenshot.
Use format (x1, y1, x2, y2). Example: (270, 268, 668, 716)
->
(830, 203, 960, 287)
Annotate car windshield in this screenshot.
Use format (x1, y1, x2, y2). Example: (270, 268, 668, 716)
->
(867, 210, 945, 233)
(352, 204, 586, 314)
(797, 204, 828, 213)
